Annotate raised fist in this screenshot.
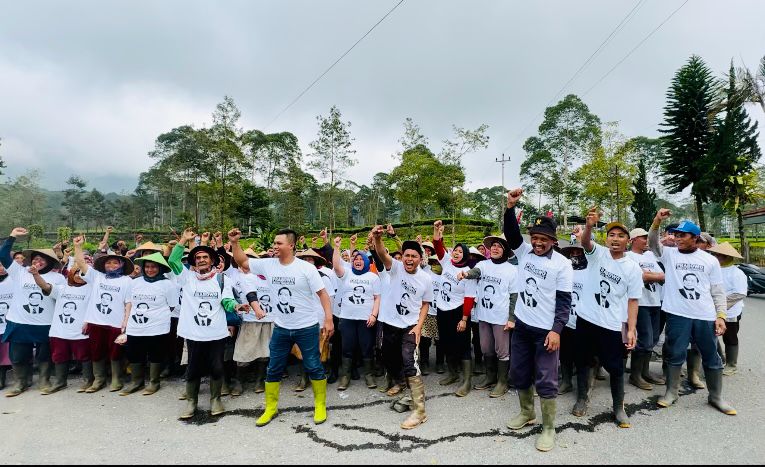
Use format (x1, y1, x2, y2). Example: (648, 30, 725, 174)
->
(334, 236, 342, 249)
(586, 207, 601, 227)
(180, 228, 196, 244)
(349, 234, 358, 244)
(106, 226, 114, 234)
(656, 208, 671, 221)
(319, 228, 328, 240)
(507, 189, 523, 208)
(201, 232, 211, 241)
(298, 235, 306, 246)
(386, 224, 396, 236)
(372, 225, 384, 238)
(227, 228, 242, 242)
(73, 235, 85, 246)
(10, 227, 28, 238)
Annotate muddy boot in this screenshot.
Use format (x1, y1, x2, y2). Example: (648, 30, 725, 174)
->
(400, 376, 427, 429)
(378, 373, 394, 393)
(41, 363, 69, 395)
(327, 360, 339, 385)
(221, 377, 231, 396)
(37, 362, 53, 394)
(473, 357, 485, 376)
(77, 361, 94, 393)
(230, 376, 243, 397)
(85, 360, 107, 393)
(119, 364, 145, 396)
(386, 380, 405, 397)
(558, 361, 574, 395)
(455, 360, 473, 397)
(256, 381, 280, 427)
(294, 367, 309, 392)
(507, 388, 537, 430)
(439, 358, 460, 386)
(717, 338, 726, 365)
(0, 366, 8, 390)
(572, 366, 593, 417)
(109, 360, 123, 392)
(142, 363, 162, 395)
(611, 375, 631, 428)
(657, 365, 682, 408)
(337, 358, 352, 391)
(210, 378, 226, 416)
(687, 349, 705, 389)
(643, 353, 665, 385)
(595, 365, 606, 381)
(536, 398, 557, 452)
(5, 364, 30, 397)
(490, 360, 510, 398)
(722, 345, 738, 376)
(629, 353, 653, 390)
(705, 368, 736, 415)
(391, 394, 413, 413)
(474, 356, 498, 391)
(362, 359, 377, 389)
(180, 379, 200, 420)
(254, 360, 267, 394)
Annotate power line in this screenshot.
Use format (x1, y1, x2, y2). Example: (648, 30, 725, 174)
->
(265, 0, 405, 129)
(500, 0, 646, 152)
(581, 0, 689, 98)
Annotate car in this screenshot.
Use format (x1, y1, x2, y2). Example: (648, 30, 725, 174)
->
(738, 263, 765, 295)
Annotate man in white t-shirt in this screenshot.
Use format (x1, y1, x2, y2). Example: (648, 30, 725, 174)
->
(572, 209, 642, 429)
(373, 225, 433, 430)
(649, 209, 736, 415)
(230, 228, 334, 428)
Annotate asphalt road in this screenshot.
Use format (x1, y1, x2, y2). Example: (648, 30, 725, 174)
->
(4, 296, 765, 464)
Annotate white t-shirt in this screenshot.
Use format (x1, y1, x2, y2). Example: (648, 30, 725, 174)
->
(247, 258, 326, 330)
(658, 247, 723, 321)
(626, 250, 663, 307)
(437, 257, 472, 311)
(721, 266, 747, 318)
(579, 244, 643, 332)
(317, 272, 335, 328)
(379, 259, 433, 329)
(568, 268, 586, 330)
(0, 278, 16, 335)
(174, 269, 234, 341)
(320, 266, 341, 318)
(83, 268, 133, 329)
(168, 273, 183, 319)
(239, 272, 275, 324)
(336, 270, 380, 321)
(49, 282, 93, 340)
(472, 260, 518, 326)
(512, 242, 573, 331)
(428, 270, 440, 317)
(127, 277, 178, 337)
(6, 261, 65, 326)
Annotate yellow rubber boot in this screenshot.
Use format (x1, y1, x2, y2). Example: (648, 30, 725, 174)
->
(311, 379, 328, 424)
(256, 382, 280, 427)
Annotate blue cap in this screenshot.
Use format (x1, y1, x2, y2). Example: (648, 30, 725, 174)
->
(669, 220, 701, 236)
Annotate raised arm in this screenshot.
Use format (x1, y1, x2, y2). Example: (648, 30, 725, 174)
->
(582, 207, 599, 253)
(168, 228, 195, 275)
(372, 225, 392, 271)
(349, 234, 358, 253)
(503, 189, 524, 250)
(648, 208, 671, 258)
(1, 227, 27, 268)
(332, 236, 346, 278)
(29, 265, 53, 295)
(73, 235, 89, 274)
(387, 224, 402, 251)
(228, 228, 249, 272)
(432, 220, 446, 260)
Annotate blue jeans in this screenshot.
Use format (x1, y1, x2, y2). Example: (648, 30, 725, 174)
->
(266, 324, 325, 382)
(664, 313, 723, 370)
(635, 306, 662, 354)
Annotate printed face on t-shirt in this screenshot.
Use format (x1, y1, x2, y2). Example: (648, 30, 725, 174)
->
(278, 287, 292, 305)
(599, 280, 611, 295)
(62, 301, 76, 316)
(29, 292, 43, 307)
(396, 293, 411, 315)
(197, 302, 212, 317)
(524, 278, 537, 297)
(100, 293, 113, 306)
(0, 302, 7, 323)
(484, 285, 496, 297)
(353, 286, 364, 298)
(260, 294, 272, 311)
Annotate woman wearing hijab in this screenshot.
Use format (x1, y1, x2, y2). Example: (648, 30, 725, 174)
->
(707, 243, 747, 377)
(1, 227, 66, 396)
(120, 253, 179, 396)
(331, 237, 381, 390)
(432, 220, 477, 397)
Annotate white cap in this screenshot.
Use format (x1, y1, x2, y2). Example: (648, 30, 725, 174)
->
(629, 228, 649, 240)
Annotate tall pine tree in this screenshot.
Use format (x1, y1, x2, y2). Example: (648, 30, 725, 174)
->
(630, 158, 657, 229)
(658, 55, 719, 231)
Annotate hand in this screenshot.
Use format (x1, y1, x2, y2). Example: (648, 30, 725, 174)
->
(167, 240, 178, 248)
(235, 303, 251, 314)
(386, 224, 396, 237)
(655, 208, 671, 223)
(252, 303, 266, 320)
(544, 331, 560, 352)
(27, 265, 39, 276)
(310, 236, 318, 246)
(457, 319, 467, 333)
(349, 234, 358, 245)
(106, 226, 114, 234)
(180, 228, 196, 245)
(573, 225, 582, 235)
(507, 188, 523, 208)
(227, 228, 242, 243)
(201, 232, 211, 242)
(333, 236, 342, 249)
(298, 235, 306, 246)
(715, 318, 726, 336)
(371, 225, 384, 239)
(408, 324, 422, 346)
(320, 228, 328, 240)
(10, 227, 28, 238)
(586, 206, 601, 228)
(214, 231, 223, 243)
(114, 334, 128, 345)
(81, 323, 89, 336)
(125, 249, 137, 258)
(416, 234, 423, 244)
(625, 328, 637, 350)
(73, 235, 85, 247)
(456, 271, 466, 281)
(323, 317, 335, 338)
(228, 326, 236, 337)
(503, 321, 515, 331)
(366, 313, 377, 328)
(224, 242, 231, 252)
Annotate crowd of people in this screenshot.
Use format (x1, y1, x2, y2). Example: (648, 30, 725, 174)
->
(0, 188, 748, 452)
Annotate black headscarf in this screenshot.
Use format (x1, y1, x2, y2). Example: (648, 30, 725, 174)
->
(451, 243, 470, 268)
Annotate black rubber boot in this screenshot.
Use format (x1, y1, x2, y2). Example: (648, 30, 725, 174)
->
(0, 366, 8, 390)
(294, 366, 308, 392)
(78, 361, 94, 393)
(474, 356, 498, 390)
(723, 345, 738, 376)
(337, 358, 352, 391)
(572, 366, 593, 417)
(611, 374, 631, 428)
(37, 361, 53, 393)
(642, 353, 665, 385)
(558, 361, 574, 395)
(142, 363, 162, 395)
(230, 364, 243, 397)
(180, 378, 200, 419)
(435, 340, 445, 374)
(41, 363, 69, 395)
(455, 360, 473, 397)
(629, 353, 653, 390)
(5, 364, 30, 397)
(362, 359, 377, 389)
(254, 359, 267, 394)
(657, 365, 682, 408)
(439, 358, 460, 386)
(210, 378, 226, 416)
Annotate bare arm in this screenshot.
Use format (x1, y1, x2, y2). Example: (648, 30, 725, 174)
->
(648, 208, 671, 258)
(73, 235, 89, 274)
(317, 288, 335, 337)
(372, 226, 392, 271)
(625, 298, 638, 350)
(30, 267, 52, 295)
(228, 229, 249, 271)
(332, 237, 345, 278)
(121, 302, 132, 333)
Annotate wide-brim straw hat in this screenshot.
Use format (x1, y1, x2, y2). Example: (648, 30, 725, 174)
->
(135, 241, 164, 253)
(483, 234, 509, 251)
(22, 249, 60, 274)
(243, 247, 258, 258)
(134, 252, 171, 274)
(187, 246, 221, 268)
(94, 254, 135, 275)
(708, 242, 743, 260)
(297, 249, 327, 267)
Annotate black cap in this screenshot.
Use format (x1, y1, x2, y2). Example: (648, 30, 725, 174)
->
(528, 216, 558, 240)
(401, 240, 423, 258)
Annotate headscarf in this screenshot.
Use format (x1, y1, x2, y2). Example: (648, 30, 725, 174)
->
(571, 255, 588, 270)
(141, 260, 169, 283)
(487, 240, 510, 265)
(351, 251, 371, 276)
(451, 243, 470, 268)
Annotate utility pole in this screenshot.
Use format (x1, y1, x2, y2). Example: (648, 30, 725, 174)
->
(495, 153, 511, 230)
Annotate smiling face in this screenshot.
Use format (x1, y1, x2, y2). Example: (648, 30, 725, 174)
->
(352, 253, 366, 271)
(631, 235, 648, 253)
(31, 254, 49, 271)
(194, 251, 212, 272)
(143, 261, 160, 278)
(530, 234, 555, 256)
(273, 234, 295, 260)
(13, 253, 25, 265)
(104, 258, 122, 273)
(341, 250, 351, 262)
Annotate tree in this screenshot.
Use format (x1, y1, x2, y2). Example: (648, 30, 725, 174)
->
(0, 171, 47, 234)
(467, 186, 506, 226)
(736, 55, 765, 114)
(709, 63, 763, 261)
(439, 124, 490, 167)
(308, 105, 357, 233)
(631, 157, 657, 229)
(396, 117, 429, 156)
(234, 182, 272, 236)
(62, 175, 88, 230)
(244, 130, 301, 196)
(520, 94, 601, 229)
(0, 138, 6, 176)
(658, 55, 720, 231)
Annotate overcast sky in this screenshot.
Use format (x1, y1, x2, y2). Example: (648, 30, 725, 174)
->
(1, 0, 763, 195)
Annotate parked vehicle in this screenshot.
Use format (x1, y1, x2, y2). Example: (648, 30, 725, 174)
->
(738, 263, 765, 295)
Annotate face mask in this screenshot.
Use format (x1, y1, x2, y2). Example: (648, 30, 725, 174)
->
(570, 255, 587, 270)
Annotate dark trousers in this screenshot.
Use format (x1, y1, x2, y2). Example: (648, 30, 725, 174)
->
(340, 318, 375, 359)
(329, 316, 342, 369)
(126, 334, 168, 364)
(722, 316, 741, 346)
(470, 321, 483, 364)
(186, 338, 226, 380)
(381, 323, 419, 380)
(635, 306, 662, 354)
(166, 317, 184, 366)
(510, 319, 559, 399)
(87, 323, 122, 361)
(10, 341, 50, 365)
(437, 307, 471, 361)
(574, 317, 625, 377)
(664, 314, 723, 370)
(559, 326, 576, 367)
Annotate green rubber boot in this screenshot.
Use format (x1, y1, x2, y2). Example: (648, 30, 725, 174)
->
(256, 382, 280, 427)
(507, 388, 537, 430)
(705, 368, 737, 415)
(611, 375, 631, 428)
(629, 353, 653, 391)
(119, 364, 145, 396)
(142, 363, 162, 395)
(722, 345, 738, 376)
(254, 359, 267, 394)
(362, 359, 377, 389)
(687, 349, 705, 389)
(490, 360, 510, 398)
(41, 363, 68, 395)
(642, 353, 665, 385)
(439, 358, 460, 386)
(37, 362, 53, 394)
(337, 358, 352, 391)
(536, 398, 557, 452)
(474, 356, 498, 391)
(5, 364, 30, 397)
(210, 378, 226, 416)
(311, 379, 328, 424)
(180, 379, 200, 420)
(85, 360, 108, 393)
(557, 361, 574, 395)
(657, 365, 682, 408)
(455, 360, 473, 397)
(109, 360, 123, 392)
(78, 361, 94, 393)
